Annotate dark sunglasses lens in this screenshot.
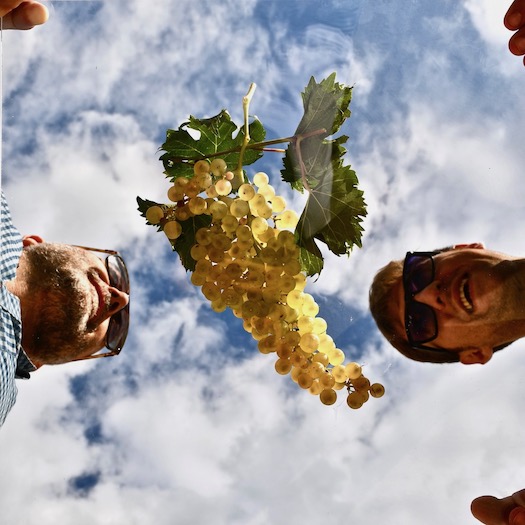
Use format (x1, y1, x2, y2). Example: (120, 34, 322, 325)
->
(107, 307, 129, 351)
(105, 255, 130, 352)
(107, 255, 130, 293)
(406, 302, 436, 344)
(405, 255, 433, 293)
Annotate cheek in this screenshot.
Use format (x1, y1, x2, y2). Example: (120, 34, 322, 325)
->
(83, 320, 110, 355)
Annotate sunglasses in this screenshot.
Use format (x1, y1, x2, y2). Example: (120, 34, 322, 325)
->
(72, 245, 130, 360)
(403, 251, 439, 349)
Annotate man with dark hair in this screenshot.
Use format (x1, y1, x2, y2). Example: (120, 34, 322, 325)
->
(369, 244, 522, 365)
(0, 1, 130, 427)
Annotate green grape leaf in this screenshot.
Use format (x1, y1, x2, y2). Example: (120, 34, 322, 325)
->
(281, 73, 366, 276)
(297, 240, 324, 276)
(160, 110, 266, 182)
(137, 196, 166, 232)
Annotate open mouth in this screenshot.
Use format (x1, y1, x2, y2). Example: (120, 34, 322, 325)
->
(459, 277, 473, 312)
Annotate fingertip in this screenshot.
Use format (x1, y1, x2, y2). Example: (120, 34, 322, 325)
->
(505, 12, 522, 30)
(510, 507, 525, 525)
(26, 2, 49, 27)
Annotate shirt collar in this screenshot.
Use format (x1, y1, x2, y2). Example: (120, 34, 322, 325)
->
(15, 349, 37, 380)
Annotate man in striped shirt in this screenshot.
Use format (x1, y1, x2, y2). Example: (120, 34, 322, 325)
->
(0, 191, 130, 426)
(0, 2, 130, 427)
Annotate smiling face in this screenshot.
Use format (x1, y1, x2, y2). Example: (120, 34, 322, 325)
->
(392, 246, 525, 363)
(18, 243, 129, 365)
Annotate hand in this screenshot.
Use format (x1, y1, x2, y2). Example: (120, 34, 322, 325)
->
(509, 507, 525, 525)
(472, 490, 525, 524)
(0, 1, 49, 30)
(504, 0, 525, 65)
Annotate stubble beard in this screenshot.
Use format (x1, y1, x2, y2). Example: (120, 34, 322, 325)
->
(22, 244, 92, 364)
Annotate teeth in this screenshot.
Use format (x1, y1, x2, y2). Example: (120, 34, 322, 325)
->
(459, 278, 473, 312)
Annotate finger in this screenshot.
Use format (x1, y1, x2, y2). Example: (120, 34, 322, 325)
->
(471, 495, 514, 524)
(1, 1, 49, 30)
(510, 507, 525, 525)
(0, 0, 24, 18)
(504, 0, 525, 30)
(509, 26, 525, 55)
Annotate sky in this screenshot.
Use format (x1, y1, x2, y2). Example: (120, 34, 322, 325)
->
(1, 1, 525, 524)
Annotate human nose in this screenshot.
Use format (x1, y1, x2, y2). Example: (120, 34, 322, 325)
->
(107, 287, 129, 317)
(413, 281, 446, 310)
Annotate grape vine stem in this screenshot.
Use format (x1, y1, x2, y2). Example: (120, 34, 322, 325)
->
(234, 82, 257, 188)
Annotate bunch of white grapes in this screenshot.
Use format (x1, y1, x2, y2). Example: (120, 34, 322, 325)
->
(146, 158, 384, 409)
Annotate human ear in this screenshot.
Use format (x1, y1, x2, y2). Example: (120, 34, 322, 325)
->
(459, 346, 493, 365)
(22, 235, 44, 247)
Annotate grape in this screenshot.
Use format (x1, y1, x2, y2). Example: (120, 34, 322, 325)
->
(201, 282, 221, 301)
(215, 179, 232, 196)
(328, 348, 345, 366)
(299, 333, 320, 353)
(312, 352, 329, 367)
(190, 244, 207, 261)
(309, 379, 324, 395)
(277, 210, 299, 229)
(345, 362, 362, 380)
(238, 183, 256, 201)
(210, 158, 227, 177)
(258, 184, 275, 199)
(194, 258, 212, 275)
(286, 290, 304, 310)
(346, 392, 364, 410)
(253, 172, 269, 186)
(320, 389, 337, 406)
(195, 172, 213, 190)
(297, 316, 314, 334)
(319, 334, 336, 354)
(302, 297, 320, 317)
(188, 196, 207, 215)
(297, 373, 313, 390)
(275, 358, 292, 375)
(146, 205, 164, 225)
(271, 195, 286, 213)
(352, 376, 371, 391)
(353, 389, 369, 403)
(174, 176, 190, 189)
(163, 220, 182, 239)
(190, 272, 206, 286)
(194, 160, 211, 176)
(167, 186, 185, 203)
(306, 361, 324, 378)
(319, 371, 335, 389)
(311, 317, 328, 334)
(251, 217, 268, 235)
(195, 228, 212, 245)
(209, 200, 228, 220)
(230, 199, 249, 218)
(205, 185, 219, 198)
(147, 159, 381, 410)
(370, 383, 385, 398)
(331, 364, 348, 383)
(221, 214, 239, 233)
